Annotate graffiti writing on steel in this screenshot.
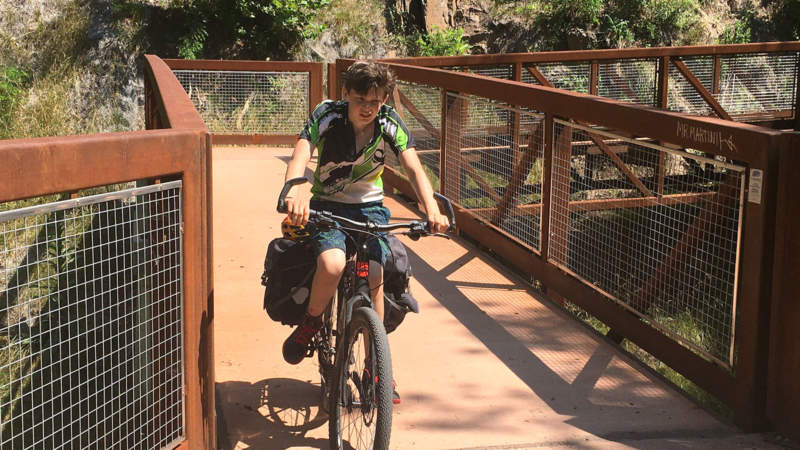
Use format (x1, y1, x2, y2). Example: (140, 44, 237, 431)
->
(676, 121, 737, 153)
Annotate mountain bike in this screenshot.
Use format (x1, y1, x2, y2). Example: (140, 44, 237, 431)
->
(277, 177, 455, 450)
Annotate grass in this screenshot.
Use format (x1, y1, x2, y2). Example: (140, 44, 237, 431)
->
(0, 0, 136, 139)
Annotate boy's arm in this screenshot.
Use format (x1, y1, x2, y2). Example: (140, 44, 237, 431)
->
(284, 138, 313, 225)
(398, 147, 450, 233)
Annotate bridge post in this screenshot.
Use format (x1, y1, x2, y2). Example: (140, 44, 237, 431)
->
(767, 131, 800, 441)
(794, 55, 800, 131)
(512, 63, 522, 162)
(656, 56, 670, 109)
(712, 55, 722, 95)
(540, 114, 554, 261)
(732, 135, 780, 431)
(309, 63, 323, 114)
(441, 91, 465, 203)
(327, 62, 337, 100)
(655, 56, 670, 196)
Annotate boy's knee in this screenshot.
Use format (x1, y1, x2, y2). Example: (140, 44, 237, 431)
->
(317, 250, 346, 276)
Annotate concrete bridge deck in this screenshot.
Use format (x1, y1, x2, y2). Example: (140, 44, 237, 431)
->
(211, 146, 783, 449)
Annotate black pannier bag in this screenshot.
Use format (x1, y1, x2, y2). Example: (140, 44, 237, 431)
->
(382, 235, 419, 333)
(261, 238, 316, 326)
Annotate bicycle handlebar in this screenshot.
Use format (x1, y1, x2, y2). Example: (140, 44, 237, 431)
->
(277, 177, 456, 235)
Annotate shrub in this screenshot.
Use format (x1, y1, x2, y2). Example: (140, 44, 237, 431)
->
(137, 0, 331, 60)
(0, 66, 30, 136)
(718, 20, 751, 44)
(414, 27, 471, 56)
(612, 0, 703, 46)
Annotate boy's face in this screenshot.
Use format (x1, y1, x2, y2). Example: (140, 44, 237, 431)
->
(343, 87, 388, 130)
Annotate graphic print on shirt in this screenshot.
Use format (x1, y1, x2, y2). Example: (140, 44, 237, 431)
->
(317, 138, 385, 196)
(300, 100, 414, 203)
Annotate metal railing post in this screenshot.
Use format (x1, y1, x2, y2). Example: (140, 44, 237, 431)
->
(540, 113, 554, 261)
(442, 91, 464, 203)
(512, 63, 522, 161)
(733, 136, 780, 430)
(328, 62, 337, 100)
(794, 55, 800, 131)
(656, 56, 670, 108)
(309, 63, 323, 114)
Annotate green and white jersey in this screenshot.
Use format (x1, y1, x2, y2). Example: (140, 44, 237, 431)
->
(299, 100, 415, 204)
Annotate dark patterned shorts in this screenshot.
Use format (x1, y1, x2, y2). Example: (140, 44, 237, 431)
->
(308, 199, 390, 265)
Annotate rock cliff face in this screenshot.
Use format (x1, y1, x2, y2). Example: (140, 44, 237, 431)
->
(0, 0, 144, 134)
(81, 0, 144, 132)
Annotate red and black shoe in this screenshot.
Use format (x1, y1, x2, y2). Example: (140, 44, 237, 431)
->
(282, 313, 323, 365)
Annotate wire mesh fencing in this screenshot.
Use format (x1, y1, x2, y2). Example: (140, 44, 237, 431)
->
(512, 51, 799, 119)
(717, 52, 799, 116)
(549, 120, 744, 367)
(385, 82, 443, 191)
(598, 59, 658, 106)
(668, 56, 715, 116)
(523, 62, 592, 93)
(442, 93, 545, 251)
(173, 70, 309, 135)
(443, 65, 514, 80)
(0, 182, 184, 449)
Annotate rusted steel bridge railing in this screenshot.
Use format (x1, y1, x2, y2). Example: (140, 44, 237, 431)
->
(333, 52, 793, 432)
(0, 55, 214, 449)
(381, 42, 800, 127)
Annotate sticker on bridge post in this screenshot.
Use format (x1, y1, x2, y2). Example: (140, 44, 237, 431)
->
(748, 169, 763, 204)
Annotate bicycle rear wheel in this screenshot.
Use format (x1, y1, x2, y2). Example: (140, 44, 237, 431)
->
(329, 306, 393, 450)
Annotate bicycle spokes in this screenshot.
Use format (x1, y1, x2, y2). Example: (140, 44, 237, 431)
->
(330, 307, 392, 450)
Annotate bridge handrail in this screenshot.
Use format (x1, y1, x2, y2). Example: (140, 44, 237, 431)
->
(0, 55, 214, 449)
(380, 41, 800, 65)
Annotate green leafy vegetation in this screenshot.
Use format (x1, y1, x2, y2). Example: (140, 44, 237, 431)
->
(414, 27, 471, 56)
(491, 0, 704, 49)
(719, 20, 751, 44)
(128, 0, 331, 60)
(0, 66, 30, 137)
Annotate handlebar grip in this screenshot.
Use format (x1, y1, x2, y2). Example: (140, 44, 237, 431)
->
(433, 192, 456, 232)
(277, 177, 308, 213)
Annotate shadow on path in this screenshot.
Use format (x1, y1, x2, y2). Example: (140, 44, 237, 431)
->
(403, 241, 744, 445)
(216, 378, 329, 449)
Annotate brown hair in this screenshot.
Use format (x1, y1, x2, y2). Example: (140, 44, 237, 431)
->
(341, 61, 396, 97)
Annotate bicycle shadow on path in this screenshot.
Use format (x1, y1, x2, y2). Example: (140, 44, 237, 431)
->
(216, 377, 329, 449)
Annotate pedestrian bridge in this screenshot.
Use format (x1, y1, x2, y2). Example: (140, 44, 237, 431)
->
(1, 43, 799, 448)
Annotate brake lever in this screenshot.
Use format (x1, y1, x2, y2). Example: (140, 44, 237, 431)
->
(308, 211, 336, 231)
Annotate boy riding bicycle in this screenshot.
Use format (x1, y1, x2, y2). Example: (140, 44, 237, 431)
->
(281, 61, 449, 401)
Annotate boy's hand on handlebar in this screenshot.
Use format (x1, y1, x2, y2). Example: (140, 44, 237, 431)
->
(427, 210, 450, 234)
(286, 190, 311, 226)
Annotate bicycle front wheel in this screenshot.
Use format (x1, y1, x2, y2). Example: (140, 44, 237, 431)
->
(329, 306, 393, 450)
